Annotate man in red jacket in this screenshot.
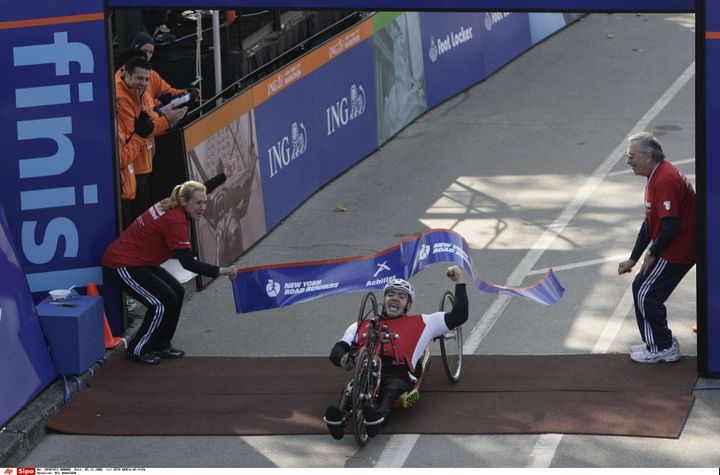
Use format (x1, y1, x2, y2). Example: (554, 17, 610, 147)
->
(618, 132, 696, 364)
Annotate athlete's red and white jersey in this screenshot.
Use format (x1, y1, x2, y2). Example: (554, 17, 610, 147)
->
(340, 312, 449, 373)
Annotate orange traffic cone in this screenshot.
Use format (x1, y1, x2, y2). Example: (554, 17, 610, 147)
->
(86, 282, 124, 349)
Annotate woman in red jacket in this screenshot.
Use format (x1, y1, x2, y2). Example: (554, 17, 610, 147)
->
(103, 178, 238, 365)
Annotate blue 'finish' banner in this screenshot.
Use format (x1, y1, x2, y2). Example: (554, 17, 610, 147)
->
(315, 38, 378, 186)
(254, 77, 320, 230)
(420, 12, 486, 108)
(0, 204, 57, 427)
(0, 16, 116, 297)
(232, 229, 564, 313)
(109, 0, 695, 13)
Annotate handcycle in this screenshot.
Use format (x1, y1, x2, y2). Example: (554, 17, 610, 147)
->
(328, 290, 463, 447)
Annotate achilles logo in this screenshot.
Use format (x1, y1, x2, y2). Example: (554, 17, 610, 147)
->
(374, 260, 391, 277)
(267, 121, 308, 178)
(427, 27, 473, 62)
(325, 84, 366, 136)
(266, 279, 281, 297)
(485, 12, 512, 31)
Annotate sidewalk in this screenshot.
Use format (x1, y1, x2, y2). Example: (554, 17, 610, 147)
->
(0, 276, 197, 466)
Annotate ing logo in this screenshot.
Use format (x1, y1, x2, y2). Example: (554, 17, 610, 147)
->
(267, 122, 309, 178)
(325, 84, 367, 136)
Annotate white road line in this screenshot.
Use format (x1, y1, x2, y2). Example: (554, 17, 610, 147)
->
(528, 254, 627, 276)
(592, 283, 635, 354)
(376, 61, 695, 469)
(526, 433, 564, 467)
(376, 434, 420, 467)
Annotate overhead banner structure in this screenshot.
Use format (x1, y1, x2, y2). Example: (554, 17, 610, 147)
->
(0, 205, 56, 427)
(108, 0, 696, 11)
(232, 229, 565, 313)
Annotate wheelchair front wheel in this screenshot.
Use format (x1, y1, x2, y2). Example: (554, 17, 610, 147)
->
(439, 291, 463, 383)
(351, 347, 373, 447)
(357, 292, 378, 327)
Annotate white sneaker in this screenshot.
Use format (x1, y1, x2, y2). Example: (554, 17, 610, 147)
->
(630, 339, 681, 364)
(630, 336, 677, 354)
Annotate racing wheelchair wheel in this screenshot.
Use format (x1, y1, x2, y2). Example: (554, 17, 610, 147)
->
(439, 291, 463, 383)
(357, 292, 378, 328)
(351, 347, 375, 447)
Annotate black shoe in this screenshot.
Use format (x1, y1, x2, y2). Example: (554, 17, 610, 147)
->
(323, 405, 346, 440)
(127, 352, 161, 365)
(153, 346, 185, 359)
(362, 406, 384, 438)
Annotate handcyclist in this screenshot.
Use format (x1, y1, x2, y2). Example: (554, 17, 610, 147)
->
(324, 265, 468, 439)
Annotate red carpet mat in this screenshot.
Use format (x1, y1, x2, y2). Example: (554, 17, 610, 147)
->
(47, 354, 697, 438)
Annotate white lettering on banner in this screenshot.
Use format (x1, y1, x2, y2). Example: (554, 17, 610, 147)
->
(266, 63, 304, 97)
(325, 84, 367, 136)
(282, 279, 340, 295)
(328, 28, 362, 60)
(432, 242, 470, 265)
(12, 32, 100, 277)
(366, 274, 398, 287)
(484, 12, 512, 32)
(427, 26, 474, 63)
(267, 122, 308, 177)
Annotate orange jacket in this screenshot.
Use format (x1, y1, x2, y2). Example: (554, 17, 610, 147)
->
(118, 135, 138, 200)
(115, 73, 170, 176)
(115, 68, 185, 107)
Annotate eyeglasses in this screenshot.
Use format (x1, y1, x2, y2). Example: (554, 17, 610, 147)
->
(625, 151, 646, 160)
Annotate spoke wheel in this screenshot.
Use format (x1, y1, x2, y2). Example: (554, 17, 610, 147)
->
(439, 291, 463, 383)
(357, 292, 378, 328)
(351, 347, 372, 447)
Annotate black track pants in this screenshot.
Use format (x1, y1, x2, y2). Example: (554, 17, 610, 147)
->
(109, 265, 185, 356)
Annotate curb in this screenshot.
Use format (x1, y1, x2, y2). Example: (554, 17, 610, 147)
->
(0, 278, 196, 465)
(0, 326, 138, 466)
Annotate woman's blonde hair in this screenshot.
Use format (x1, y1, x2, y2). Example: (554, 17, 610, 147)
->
(160, 180, 206, 211)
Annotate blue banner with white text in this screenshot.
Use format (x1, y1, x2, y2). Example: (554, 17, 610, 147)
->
(315, 38, 378, 186)
(233, 229, 564, 313)
(478, 12, 532, 75)
(419, 12, 487, 108)
(0, 204, 57, 427)
(0, 7, 122, 332)
(254, 77, 321, 230)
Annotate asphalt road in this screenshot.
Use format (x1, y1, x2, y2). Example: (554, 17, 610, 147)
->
(21, 12, 720, 468)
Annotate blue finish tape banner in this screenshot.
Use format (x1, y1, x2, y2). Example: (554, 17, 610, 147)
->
(0, 204, 57, 427)
(232, 229, 564, 313)
(420, 12, 487, 108)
